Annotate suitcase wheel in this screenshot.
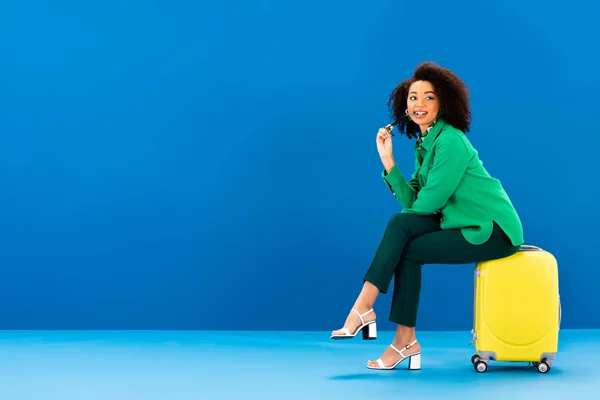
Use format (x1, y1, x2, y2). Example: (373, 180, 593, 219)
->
(471, 354, 480, 365)
(536, 360, 551, 373)
(474, 360, 488, 373)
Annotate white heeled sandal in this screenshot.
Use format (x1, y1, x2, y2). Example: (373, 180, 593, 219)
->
(367, 340, 421, 370)
(330, 309, 377, 340)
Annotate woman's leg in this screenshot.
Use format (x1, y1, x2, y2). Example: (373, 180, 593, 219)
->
(367, 222, 519, 368)
(331, 213, 441, 337)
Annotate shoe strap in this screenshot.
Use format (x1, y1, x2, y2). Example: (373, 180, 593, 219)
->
(390, 340, 418, 358)
(351, 308, 373, 325)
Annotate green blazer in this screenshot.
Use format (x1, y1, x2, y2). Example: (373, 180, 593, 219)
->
(382, 118, 524, 246)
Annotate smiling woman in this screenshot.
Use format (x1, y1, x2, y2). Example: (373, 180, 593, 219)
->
(407, 80, 439, 126)
(329, 61, 524, 372)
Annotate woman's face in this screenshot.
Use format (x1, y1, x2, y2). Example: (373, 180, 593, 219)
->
(407, 80, 440, 130)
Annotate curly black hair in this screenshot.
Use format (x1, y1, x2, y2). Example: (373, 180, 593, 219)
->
(387, 62, 471, 139)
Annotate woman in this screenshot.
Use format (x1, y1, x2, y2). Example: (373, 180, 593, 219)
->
(330, 62, 524, 370)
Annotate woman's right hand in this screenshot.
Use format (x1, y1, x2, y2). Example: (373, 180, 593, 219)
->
(376, 126, 395, 170)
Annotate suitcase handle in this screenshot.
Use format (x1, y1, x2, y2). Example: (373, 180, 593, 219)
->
(558, 296, 562, 328)
(519, 245, 543, 251)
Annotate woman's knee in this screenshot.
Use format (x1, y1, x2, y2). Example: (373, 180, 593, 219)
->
(387, 213, 417, 228)
(383, 213, 412, 237)
(385, 212, 438, 236)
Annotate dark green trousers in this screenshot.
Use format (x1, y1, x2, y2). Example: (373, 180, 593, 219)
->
(363, 213, 519, 327)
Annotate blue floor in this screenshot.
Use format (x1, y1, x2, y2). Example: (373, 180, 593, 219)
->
(0, 329, 597, 399)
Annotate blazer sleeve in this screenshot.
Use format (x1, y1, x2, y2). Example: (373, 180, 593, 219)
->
(382, 159, 421, 208)
(401, 133, 471, 215)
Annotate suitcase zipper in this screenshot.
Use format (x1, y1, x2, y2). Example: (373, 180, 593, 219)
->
(470, 267, 480, 346)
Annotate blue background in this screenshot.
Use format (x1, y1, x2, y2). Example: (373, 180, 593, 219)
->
(0, 0, 597, 331)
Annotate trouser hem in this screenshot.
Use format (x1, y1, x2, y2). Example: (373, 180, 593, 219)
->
(389, 317, 416, 328)
(363, 276, 390, 294)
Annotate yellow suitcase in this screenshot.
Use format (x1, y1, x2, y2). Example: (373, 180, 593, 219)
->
(470, 245, 561, 373)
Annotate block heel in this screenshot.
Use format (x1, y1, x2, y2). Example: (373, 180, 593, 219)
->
(362, 322, 377, 340)
(408, 353, 421, 370)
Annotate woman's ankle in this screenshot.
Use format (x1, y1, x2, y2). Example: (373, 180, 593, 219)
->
(393, 336, 417, 346)
(351, 307, 376, 322)
(352, 300, 374, 313)
(394, 325, 417, 345)
(353, 281, 379, 310)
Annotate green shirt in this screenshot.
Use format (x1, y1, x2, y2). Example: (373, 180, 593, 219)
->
(382, 118, 524, 246)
